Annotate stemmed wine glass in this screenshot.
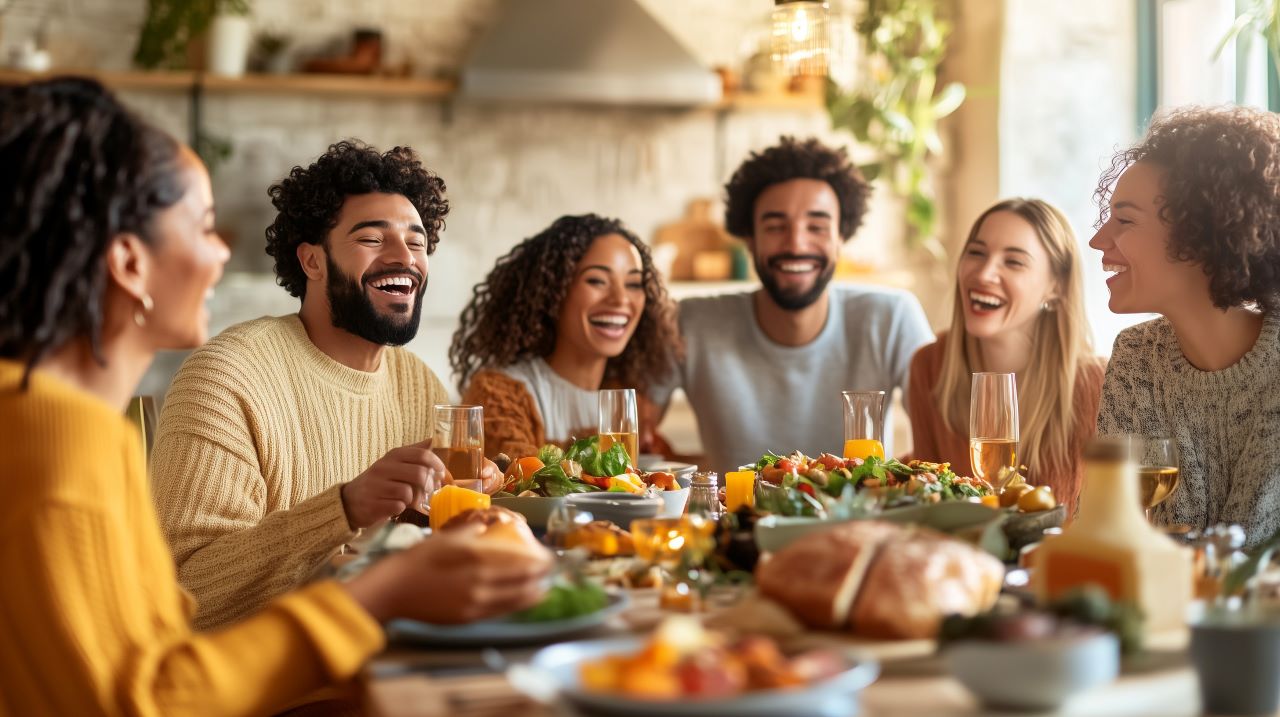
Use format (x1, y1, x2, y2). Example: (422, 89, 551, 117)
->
(1134, 436, 1180, 522)
(969, 372, 1019, 490)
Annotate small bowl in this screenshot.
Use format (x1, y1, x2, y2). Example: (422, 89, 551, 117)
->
(491, 496, 563, 529)
(564, 492, 662, 527)
(656, 487, 690, 518)
(1191, 607, 1280, 715)
(944, 632, 1119, 711)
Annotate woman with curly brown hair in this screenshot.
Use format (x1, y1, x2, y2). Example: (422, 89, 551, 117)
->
(1091, 105, 1280, 545)
(451, 214, 681, 461)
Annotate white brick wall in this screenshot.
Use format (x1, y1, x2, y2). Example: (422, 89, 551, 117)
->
(3, 1, 908, 405)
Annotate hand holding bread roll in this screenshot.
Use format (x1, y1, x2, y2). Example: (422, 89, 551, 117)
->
(345, 506, 552, 625)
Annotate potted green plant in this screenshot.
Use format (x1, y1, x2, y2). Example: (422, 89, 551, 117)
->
(206, 1, 253, 77)
(133, 0, 251, 71)
(826, 0, 964, 260)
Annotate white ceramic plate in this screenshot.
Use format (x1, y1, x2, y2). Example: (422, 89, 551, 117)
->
(527, 636, 879, 717)
(753, 501, 1005, 553)
(637, 459, 697, 477)
(387, 591, 629, 647)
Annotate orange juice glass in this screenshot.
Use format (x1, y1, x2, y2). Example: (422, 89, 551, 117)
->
(842, 439, 886, 460)
(725, 470, 756, 512)
(841, 390, 886, 459)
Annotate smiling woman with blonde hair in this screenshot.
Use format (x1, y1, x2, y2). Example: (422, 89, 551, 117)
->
(908, 198, 1105, 511)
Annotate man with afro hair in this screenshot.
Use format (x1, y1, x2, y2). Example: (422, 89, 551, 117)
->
(659, 137, 932, 472)
(150, 140, 502, 629)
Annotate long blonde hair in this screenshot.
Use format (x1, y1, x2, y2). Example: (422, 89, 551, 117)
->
(934, 198, 1093, 481)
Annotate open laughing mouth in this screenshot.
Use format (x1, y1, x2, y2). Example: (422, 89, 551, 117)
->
(365, 271, 421, 297)
(967, 290, 1006, 314)
(588, 312, 631, 340)
(1102, 263, 1129, 283)
(768, 255, 826, 276)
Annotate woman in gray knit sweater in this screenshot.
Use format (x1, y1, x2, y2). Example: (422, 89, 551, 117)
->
(1090, 106, 1280, 547)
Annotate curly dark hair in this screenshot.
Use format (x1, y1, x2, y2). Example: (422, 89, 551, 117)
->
(449, 214, 682, 392)
(1095, 105, 1280, 312)
(0, 77, 186, 383)
(723, 136, 871, 242)
(265, 140, 448, 298)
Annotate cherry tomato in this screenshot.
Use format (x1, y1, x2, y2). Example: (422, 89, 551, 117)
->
(777, 459, 798, 474)
(797, 483, 816, 497)
(816, 453, 843, 470)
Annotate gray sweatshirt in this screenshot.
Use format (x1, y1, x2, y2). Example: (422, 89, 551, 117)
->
(660, 286, 932, 474)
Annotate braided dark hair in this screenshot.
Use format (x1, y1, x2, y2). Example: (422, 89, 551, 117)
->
(449, 214, 681, 392)
(724, 136, 870, 242)
(265, 140, 448, 299)
(0, 77, 185, 382)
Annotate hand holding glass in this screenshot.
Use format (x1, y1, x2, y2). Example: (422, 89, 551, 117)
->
(428, 405, 485, 528)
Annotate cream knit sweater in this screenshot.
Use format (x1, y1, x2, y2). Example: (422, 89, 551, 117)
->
(151, 315, 448, 629)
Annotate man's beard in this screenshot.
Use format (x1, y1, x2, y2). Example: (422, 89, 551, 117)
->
(755, 253, 835, 311)
(325, 254, 426, 346)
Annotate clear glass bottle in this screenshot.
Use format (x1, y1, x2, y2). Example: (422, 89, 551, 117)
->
(687, 471, 723, 520)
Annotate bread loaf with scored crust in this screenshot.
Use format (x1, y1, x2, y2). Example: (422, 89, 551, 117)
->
(755, 521, 902, 630)
(755, 520, 1003, 639)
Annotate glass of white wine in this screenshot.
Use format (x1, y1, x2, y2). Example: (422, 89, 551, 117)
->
(1135, 435, 1180, 522)
(969, 372, 1019, 490)
(598, 388, 639, 466)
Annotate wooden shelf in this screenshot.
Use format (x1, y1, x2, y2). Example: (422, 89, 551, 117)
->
(199, 73, 454, 98)
(715, 89, 825, 112)
(1, 69, 820, 109)
(0, 68, 195, 91)
(0, 68, 454, 99)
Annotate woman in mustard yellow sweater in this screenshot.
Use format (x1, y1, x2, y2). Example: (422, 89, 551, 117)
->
(0, 78, 549, 716)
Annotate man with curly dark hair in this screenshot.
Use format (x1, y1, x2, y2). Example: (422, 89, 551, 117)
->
(1092, 105, 1280, 547)
(149, 140, 503, 629)
(660, 137, 932, 472)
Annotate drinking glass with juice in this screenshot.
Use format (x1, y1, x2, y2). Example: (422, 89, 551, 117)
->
(841, 390, 886, 460)
(428, 404, 487, 529)
(598, 388, 639, 466)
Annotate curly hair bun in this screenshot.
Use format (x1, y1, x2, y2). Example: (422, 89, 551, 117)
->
(724, 136, 870, 242)
(264, 140, 448, 298)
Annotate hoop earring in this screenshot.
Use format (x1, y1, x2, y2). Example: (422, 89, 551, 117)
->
(134, 294, 154, 327)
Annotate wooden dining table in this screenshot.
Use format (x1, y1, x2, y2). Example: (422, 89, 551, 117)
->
(364, 590, 1203, 717)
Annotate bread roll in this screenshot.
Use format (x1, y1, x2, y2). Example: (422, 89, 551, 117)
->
(850, 528, 1004, 639)
(440, 506, 549, 561)
(755, 521, 902, 630)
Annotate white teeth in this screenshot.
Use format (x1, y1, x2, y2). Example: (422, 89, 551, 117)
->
(589, 314, 629, 326)
(1103, 264, 1128, 274)
(968, 290, 1004, 308)
(778, 261, 817, 273)
(371, 275, 414, 289)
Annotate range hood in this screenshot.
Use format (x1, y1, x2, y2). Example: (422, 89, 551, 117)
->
(462, 0, 723, 106)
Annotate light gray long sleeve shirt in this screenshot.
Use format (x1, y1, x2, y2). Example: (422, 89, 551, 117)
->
(663, 286, 933, 474)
